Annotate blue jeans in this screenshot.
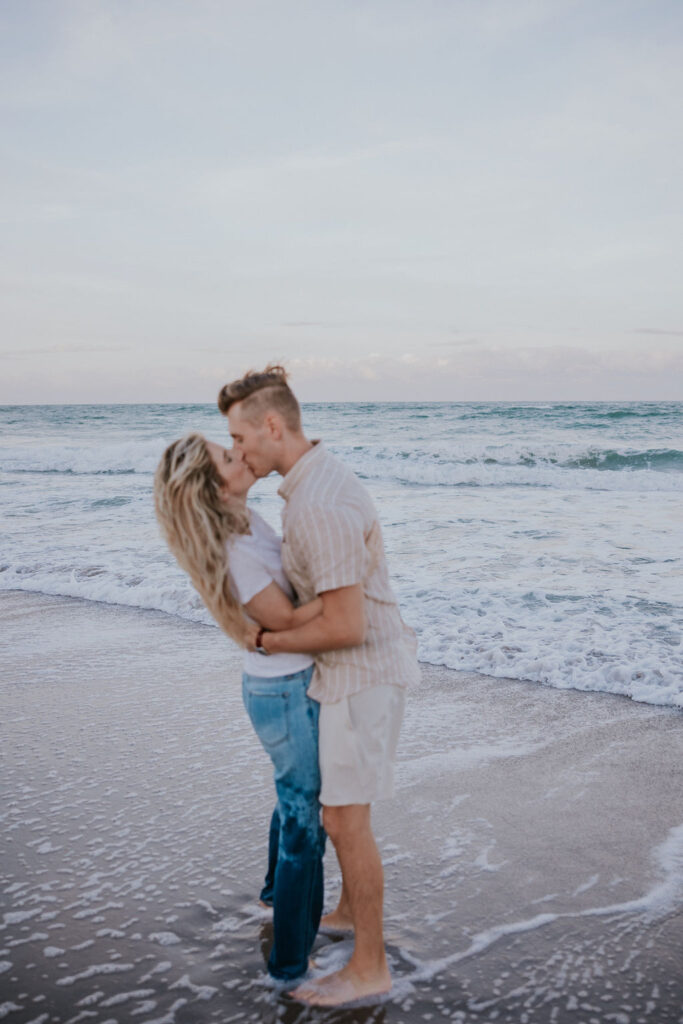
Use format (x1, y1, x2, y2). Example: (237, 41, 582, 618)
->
(242, 665, 325, 981)
(259, 809, 279, 908)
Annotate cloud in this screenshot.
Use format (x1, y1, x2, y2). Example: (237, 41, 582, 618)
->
(280, 322, 344, 329)
(632, 328, 683, 338)
(0, 344, 128, 359)
(430, 336, 482, 348)
(1, 0, 681, 402)
(281, 346, 683, 401)
(2, 343, 681, 403)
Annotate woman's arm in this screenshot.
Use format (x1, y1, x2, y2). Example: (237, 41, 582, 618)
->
(259, 584, 366, 655)
(243, 582, 323, 632)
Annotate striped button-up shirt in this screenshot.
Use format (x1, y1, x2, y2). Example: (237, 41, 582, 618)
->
(278, 441, 420, 704)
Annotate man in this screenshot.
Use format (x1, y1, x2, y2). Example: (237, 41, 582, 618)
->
(218, 365, 420, 1007)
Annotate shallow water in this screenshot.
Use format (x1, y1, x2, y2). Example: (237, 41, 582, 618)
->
(2, 594, 682, 1022)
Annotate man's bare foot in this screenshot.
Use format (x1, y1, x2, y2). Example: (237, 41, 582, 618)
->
(319, 909, 354, 933)
(291, 963, 391, 1007)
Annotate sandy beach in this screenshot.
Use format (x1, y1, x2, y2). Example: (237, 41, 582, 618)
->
(1, 590, 682, 1023)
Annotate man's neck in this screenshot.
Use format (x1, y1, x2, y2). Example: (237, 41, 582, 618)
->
(275, 435, 314, 477)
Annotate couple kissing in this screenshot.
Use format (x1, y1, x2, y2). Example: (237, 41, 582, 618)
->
(154, 364, 419, 1007)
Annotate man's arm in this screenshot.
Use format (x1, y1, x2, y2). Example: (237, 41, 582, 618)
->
(243, 584, 323, 632)
(260, 584, 366, 655)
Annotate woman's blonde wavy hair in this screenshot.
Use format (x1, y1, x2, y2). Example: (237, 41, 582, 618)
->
(154, 432, 251, 646)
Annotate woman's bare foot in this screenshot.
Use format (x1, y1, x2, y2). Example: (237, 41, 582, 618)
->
(319, 909, 354, 933)
(291, 963, 392, 1007)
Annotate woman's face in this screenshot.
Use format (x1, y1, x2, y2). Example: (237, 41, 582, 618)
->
(206, 441, 255, 499)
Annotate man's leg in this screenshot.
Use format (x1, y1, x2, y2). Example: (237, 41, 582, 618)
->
(320, 877, 353, 932)
(292, 684, 406, 1005)
(292, 803, 391, 1005)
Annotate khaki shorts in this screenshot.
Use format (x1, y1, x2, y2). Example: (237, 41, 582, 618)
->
(318, 684, 406, 806)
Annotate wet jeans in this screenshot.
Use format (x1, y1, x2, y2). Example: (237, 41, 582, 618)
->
(242, 665, 325, 981)
(259, 808, 279, 907)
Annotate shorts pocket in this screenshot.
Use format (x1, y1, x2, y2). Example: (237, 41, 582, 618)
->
(246, 690, 290, 749)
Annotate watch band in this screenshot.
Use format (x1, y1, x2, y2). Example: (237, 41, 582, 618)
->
(255, 627, 270, 654)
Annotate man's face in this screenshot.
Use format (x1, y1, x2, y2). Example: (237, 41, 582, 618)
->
(227, 403, 277, 478)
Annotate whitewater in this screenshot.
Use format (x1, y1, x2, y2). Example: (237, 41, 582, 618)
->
(1, 401, 681, 707)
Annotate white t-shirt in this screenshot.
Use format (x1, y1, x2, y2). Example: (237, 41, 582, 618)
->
(228, 508, 314, 678)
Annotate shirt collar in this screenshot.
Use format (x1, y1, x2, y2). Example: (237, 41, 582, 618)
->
(278, 440, 325, 502)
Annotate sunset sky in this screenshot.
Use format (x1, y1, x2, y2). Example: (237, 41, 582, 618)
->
(2, 0, 682, 402)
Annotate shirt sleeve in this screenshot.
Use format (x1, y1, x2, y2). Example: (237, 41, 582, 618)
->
(228, 541, 274, 605)
(295, 503, 366, 594)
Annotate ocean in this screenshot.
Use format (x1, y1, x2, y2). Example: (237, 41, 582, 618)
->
(2, 400, 683, 1022)
(1, 401, 681, 708)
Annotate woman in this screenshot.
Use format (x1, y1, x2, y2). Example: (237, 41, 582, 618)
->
(154, 432, 325, 984)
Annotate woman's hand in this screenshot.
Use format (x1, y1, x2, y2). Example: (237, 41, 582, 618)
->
(244, 622, 260, 651)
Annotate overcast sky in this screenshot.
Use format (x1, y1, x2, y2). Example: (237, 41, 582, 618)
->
(2, 0, 682, 402)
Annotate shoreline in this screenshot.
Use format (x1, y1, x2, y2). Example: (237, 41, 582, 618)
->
(1, 586, 678, 712)
(2, 590, 682, 1023)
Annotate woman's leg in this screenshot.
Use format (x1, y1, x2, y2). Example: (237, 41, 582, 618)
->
(242, 666, 324, 981)
(259, 806, 280, 907)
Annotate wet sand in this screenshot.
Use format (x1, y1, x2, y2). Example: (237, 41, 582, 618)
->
(1, 591, 682, 1023)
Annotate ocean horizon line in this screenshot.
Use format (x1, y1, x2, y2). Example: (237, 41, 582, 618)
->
(1, 398, 681, 409)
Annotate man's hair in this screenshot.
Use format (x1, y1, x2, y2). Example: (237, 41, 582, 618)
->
(217, 364, 302, 431)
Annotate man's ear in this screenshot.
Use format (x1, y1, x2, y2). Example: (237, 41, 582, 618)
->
(264, 411, 283, 441)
